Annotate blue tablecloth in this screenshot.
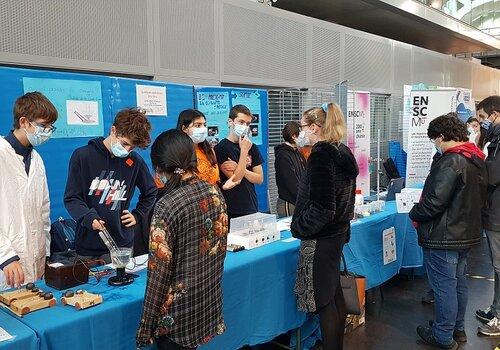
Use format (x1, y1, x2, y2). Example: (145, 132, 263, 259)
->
(345, 202, 422, 288)
(2, 202, 422, 350)
(0, 309, 38, 350)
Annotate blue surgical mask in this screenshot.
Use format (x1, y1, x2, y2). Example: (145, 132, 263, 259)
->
(233, 124, 248, 138)
(111, 137, 130, 158)
(24, 124, 53, 147)
(481, 119, 493, 130)
(189, 127, 208, 144)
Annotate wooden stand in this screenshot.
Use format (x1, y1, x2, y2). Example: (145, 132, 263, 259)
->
(61, 290, 102, 310)
(0, 284, 56, 317)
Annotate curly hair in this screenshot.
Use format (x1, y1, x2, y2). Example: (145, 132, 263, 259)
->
(427, 112, 468, 142)
(113, 108, 152, 149)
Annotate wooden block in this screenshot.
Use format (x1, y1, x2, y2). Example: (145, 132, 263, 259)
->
(0, 289, 35, 306)
(61, 291, 102, 310)
(9, 294, 56, 317)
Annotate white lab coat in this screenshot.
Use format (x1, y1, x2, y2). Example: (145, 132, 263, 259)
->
(0, 137, 50, 290)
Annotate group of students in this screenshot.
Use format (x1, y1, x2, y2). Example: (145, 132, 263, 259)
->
(406, 95, 500, 350)
(0, 91, 360, 349)
(7, 91, 500, 350)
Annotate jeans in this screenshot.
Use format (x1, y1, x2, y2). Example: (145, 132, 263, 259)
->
(424, 248, 469, 345)
(485, 230, 500, 317)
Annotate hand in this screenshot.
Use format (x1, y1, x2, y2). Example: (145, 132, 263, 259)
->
(221, 158, 237, 173)
(121, 210, 137, 227)
(239, 135, 252, 153)
(222, 174, 242, 190)
(92, 219, 106, 231)
(3, 260, 24, 288)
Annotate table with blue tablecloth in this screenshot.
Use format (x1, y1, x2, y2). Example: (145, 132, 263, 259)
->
(0, 308, 38, 350)
(0, 201, 422, 350)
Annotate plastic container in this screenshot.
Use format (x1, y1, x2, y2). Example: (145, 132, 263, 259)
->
(228, 213, 280, 249)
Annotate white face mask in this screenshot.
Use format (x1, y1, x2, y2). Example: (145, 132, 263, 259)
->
(295, 130, 311, 147)
(233, 124, 249, 138)
(24, 123, 53, 147)
(189, 127, 208, 144)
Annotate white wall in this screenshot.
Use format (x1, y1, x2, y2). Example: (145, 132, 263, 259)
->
(0, 0, 498, 100)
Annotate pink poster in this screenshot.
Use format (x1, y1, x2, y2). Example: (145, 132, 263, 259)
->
(347, 91, 371, 196)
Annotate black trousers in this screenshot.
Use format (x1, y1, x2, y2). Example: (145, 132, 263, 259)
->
(156, 336, 197, 350)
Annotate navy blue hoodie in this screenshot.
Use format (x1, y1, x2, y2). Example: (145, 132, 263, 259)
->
(64, 138, 157, 256)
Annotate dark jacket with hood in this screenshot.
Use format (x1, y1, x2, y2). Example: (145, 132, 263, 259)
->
(64, 138, 157, 256)
(291, 142, 359, 241)
(409, 142, 488, 250)
(483, 124, 500, 231)
(274, 143, 306, 205)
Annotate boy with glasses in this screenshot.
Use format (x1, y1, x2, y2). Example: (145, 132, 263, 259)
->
(0, 92, 58, 290)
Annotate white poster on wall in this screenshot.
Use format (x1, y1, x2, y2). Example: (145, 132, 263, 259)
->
(347, 91, 371, 196)
(136, 85, 167, 116)
(383, 227, 397, 265)
(406, 89, 456, 187)
(66, 100, 99, 125)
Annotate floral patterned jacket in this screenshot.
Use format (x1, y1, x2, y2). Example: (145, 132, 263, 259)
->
(137, 177, 228, 348)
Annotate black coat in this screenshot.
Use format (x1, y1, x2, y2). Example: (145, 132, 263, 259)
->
(274, 143, 306, 205)
(483, 124, 500, 231)
(409, 145, 488, 250)
(291, 142, 359, 241)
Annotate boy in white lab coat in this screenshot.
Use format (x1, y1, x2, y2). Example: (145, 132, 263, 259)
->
(0, 92, 58, 290)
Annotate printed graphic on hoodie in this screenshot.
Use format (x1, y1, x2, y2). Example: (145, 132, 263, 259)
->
(88, 170, 128, 210)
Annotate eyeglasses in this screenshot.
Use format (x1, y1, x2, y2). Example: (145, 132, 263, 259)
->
(31, 121, 57, 133)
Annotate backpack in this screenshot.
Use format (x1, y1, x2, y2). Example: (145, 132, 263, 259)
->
(50, 217, 77, 254)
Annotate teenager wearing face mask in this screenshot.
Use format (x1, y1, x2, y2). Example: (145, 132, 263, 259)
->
(466, 117, 481, 145)
(137, 130, 228, 350)
(64, 108, 157, 263)
(410, 114, 487, 349)
(291, 103, 359, 350)
(474, 96, 500, 337)
(214, 104, 264, 220)
(0, 92, 58, 290)
(176, 109, 219, 185)
(274, 121, 306, 218)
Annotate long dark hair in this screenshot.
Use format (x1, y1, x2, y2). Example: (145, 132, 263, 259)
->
(176, 109, 217, 166)
(151, 130, 198, 195)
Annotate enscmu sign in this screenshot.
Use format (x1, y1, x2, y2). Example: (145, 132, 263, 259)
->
(412, 96, 429, 127)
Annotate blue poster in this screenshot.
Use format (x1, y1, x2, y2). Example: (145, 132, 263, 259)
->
(230, 89, 263, 145)
(23, 77, 104, 138)
(196, 91, 230, 144)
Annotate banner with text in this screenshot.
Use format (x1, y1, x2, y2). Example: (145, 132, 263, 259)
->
(347, 91, 371, 195)
(406, 89, 456, 186)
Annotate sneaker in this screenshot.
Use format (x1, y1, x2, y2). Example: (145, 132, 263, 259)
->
(428, 321, 467, 343)
(478, 317, 500, 336)
(476, 307, 496, 324)
(417, 325, 458, 349)
(422, 289, 435, 304)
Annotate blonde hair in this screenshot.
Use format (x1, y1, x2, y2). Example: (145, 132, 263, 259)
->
(303, 103, 346, 143)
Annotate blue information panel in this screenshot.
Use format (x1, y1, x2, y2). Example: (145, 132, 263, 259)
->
(195, 86, 269, 212)
(23, 77, 104, 138)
